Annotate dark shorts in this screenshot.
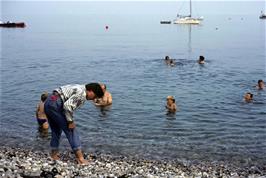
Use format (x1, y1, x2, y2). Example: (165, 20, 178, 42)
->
(37, 118, 48, 125)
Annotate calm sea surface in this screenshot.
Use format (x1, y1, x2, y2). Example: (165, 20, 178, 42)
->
(1, 1, 266, 167)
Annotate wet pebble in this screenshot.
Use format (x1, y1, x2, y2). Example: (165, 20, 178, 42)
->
(0, 146, 265, 177)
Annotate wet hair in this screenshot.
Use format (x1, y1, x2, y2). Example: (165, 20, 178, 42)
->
(199, 56, 205, 61)
(41, 92, 48, 102)
(165, 56, 170, 60)
(258, 79, 263, 84)
(247, 92, 253, 99)
(85, 83, 104, 98)
(167, 98, 175, 103)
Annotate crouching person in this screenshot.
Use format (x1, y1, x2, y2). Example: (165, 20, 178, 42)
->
(44, 83, 104, 165)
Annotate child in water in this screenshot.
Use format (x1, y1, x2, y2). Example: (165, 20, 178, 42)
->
(165, 96, 177, 113)
(36, 92, 49, 130)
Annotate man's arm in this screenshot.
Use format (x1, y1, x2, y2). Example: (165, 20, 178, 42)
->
(63, 94, 84, 126)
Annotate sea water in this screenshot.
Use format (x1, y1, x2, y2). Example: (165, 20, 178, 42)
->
(1, 1, 265, 167)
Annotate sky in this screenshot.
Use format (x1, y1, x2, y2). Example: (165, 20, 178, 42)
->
(1, 0, 266, 2)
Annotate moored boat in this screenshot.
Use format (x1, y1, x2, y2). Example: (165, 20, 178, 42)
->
(0, 22, 26, 28)
(259, 11, 266, 19)
(160, 21, 172, 24)
(173, 0, 201, 25)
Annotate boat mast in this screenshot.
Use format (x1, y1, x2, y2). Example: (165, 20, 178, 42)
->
(189, 0, 192, 17)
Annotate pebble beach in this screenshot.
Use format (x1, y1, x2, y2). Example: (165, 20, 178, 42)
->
(0, 146, 265, 178)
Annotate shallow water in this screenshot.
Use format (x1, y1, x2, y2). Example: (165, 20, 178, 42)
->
(1, 1, 266, 167)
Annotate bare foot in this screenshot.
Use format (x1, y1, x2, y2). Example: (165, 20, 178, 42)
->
(75, 149, 89, 165)
(77, 158, 89, 165)
(51, 151, 60, 160)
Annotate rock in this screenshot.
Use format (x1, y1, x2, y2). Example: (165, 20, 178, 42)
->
(106, 163, 112, 169)
(22, 171, 41, 178)
(42, 163, 48, 167)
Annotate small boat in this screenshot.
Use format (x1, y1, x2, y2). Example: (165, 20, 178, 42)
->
(160, 21, 171, 24)
(0, 21, 26, 28)
(259, 11, 266, 19)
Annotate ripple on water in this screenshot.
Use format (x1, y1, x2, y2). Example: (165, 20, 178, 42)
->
(1, 14, 266, 167)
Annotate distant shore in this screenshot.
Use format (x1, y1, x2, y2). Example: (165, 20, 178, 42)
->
(0, 146, 265, 177)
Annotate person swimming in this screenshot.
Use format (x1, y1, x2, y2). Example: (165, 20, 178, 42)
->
(164, 56, 175, 66)
(244, 92, 253, 102)
(164, 56, 171, 64)
(165, 96, 177, 113)
(169, 59, 176, 67)
(257, 79, 265, 90)
(165, 56, 170, 61)
(94, 84, 112, 106)
(198, 56, 205, 64)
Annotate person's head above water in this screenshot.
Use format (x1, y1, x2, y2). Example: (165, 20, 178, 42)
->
(165, 56, 170, 61)
(100, 83, 107, 93)
(167, 95, 175, 103)
(85, 83, 104, 100)
(198, 56, 205, 64)
(166, 96, 177, 113)
(41, 92, 48, 102)
(258, 79, 265, 90)
(244, 92, 253, 102)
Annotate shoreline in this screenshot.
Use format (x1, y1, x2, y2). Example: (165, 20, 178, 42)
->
(0, 147, 266, 177)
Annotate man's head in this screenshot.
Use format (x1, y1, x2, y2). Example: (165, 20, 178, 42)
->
(258, 79, 265, 89)
(85, 83, 104, 100)
(165, 56, 170, 60)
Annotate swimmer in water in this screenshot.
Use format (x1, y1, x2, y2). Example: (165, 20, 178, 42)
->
(94, 84, 112, 106)
(164, 56, 171, 64)
(165, 96, 177, 113)
(244, 92, 253, 102)
(169, 59, 176, 67)
(257, 79, 265, 90)
(198, 56, 205, 64)
(164, 56, 175, 66)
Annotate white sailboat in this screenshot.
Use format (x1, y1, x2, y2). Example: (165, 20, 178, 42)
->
(259, 11, 266, 19)
(173, 0, 201, 24)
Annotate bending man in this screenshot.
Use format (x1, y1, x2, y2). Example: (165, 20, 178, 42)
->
(44, 83, 104, 164)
